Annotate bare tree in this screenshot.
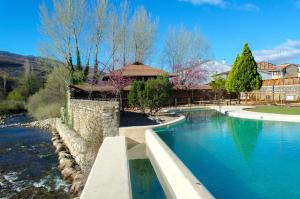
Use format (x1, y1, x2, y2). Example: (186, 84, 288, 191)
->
(162, 25, 192, 67)
(119, 0, 130, 67)
(190, 26, 213, 61)
(162, 25, 212, 67)
(91, 0, 108, 83)
(39, 0, 74, 71)
(129, 6, 158, 63)
(70, 0, 87, 71)
(107, 6, 121, 70)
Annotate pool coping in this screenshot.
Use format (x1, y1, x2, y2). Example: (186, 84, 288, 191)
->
(209, 105, 300, 123)
(81, 136, 131, 199)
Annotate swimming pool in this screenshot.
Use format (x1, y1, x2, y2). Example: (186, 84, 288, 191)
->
(155, 109, 300, 199)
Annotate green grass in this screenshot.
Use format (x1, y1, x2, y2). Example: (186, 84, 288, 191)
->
(247, 105, 300, 115)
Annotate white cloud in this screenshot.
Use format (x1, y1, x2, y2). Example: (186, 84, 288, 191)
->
(179, 0, 226, 6)
(253, 40, 300, 64)
(179, 0, 260, 11)
(237, 3, 260, 11)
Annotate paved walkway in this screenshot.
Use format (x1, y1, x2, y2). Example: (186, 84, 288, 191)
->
(210, 105, 300, 123)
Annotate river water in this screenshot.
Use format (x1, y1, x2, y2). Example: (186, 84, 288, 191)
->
(0, 115, 71, 198)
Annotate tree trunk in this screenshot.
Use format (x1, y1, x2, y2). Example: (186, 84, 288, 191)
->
(119, 91, 124, 116)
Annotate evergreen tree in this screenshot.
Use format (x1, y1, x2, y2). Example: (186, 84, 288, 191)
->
(225, 43, 262, 102)
(76, 47, 82, 71)
(83, 61, 90, 82)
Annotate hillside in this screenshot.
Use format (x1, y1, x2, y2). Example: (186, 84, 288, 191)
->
(0, 51, 54, 79)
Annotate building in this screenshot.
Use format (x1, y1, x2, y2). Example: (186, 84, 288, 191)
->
(245, 77, 300, 103)
(70, 62, 215, 105)
(257, 61, 274, 71)
(268, 64, 300, 79)
(71, 63, 173, 98)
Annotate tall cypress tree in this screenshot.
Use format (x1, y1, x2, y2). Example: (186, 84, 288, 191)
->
(225, 43, 262, 102)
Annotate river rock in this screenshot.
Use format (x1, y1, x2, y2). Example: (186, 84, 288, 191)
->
(53, 140, 64, 149)
(58, 151, 72, 159)
(70, 179, 84, 194)
(61, 167, 76, 180)
(59, 158, 74, 170)
(71, 171, 84, 181)
(55, 145, 67, 153)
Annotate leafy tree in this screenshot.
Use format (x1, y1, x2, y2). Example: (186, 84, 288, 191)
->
(18, 73, 40, 99)
(209, 73, 226, 100)
(145, 75, 172, 115)
(27, 66, 70, 119)
(7, 90, 24, 101)
(83, 66, 90, 82)
(225, 43, 262, 102)
(128, 80, 139, 107)
(128, 76, 172, 115)
(128, 79, 146, 114)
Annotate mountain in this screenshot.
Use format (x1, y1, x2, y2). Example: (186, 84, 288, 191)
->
(0, 51, 54, 79)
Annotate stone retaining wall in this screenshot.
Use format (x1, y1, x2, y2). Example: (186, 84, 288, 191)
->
(67, 99, 120, 140)
(60, 99, 120, 174)
(55, 119, 89, 170)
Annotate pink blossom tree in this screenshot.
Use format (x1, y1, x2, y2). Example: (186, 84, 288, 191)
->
(172, 61, 209, 103)
(107, 66, 131, 111)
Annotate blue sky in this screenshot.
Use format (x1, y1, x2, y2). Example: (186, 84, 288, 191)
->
(1, 0, 300, 65)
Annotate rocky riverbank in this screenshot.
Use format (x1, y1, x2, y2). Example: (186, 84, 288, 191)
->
(0, 115, 5, 125)
(30, 118, 86, 197)
(51, 130, 85, 197)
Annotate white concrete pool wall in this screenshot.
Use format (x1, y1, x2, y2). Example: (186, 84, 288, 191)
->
(146, 129, 214, 199)
(119, 113, 214, 199)
(80, 136, 131, 199)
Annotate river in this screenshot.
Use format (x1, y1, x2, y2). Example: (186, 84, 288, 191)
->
(0, 115, 71, 198)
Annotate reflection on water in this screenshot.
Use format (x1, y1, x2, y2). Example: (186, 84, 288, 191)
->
(226, 117, 262, 160)
(156, 109, 300, 199)
(0, 127, 71, 198)
(129, 159, 166, 199)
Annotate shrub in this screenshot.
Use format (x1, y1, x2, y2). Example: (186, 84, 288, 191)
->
(128, 75, 172, 115)
(0, 100, 25, 115)
(145, 75, 172, 114)
(27, 66, 69, 120)
(7, 90, 24, 101)
(30, 102, 62, 120)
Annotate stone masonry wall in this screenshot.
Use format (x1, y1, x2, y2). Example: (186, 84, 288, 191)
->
(59, 99, 120, 174)
(67, 99, 120, 140)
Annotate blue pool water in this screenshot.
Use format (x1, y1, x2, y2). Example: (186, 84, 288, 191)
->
(155, 109, 300, 199)
(130, 159, 166, 199)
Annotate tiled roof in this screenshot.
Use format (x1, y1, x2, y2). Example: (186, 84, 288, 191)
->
(111, 63, 173, 77)
(71, 83, 212, 92)
(173, 84, 211, 90)
(268, 64, 300, 72)
(70, 84, 132, 92)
